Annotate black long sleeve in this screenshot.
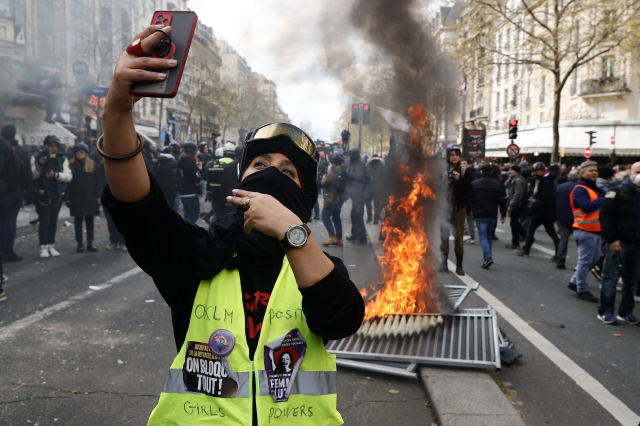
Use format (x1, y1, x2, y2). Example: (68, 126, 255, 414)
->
(102, 173, 364, 352)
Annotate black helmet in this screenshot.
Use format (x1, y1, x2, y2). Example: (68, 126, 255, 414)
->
(330, 154, 344, 165)
(73, 143, 88, 153)
(43, 135, 61, 146)
(548, 162, 560, 172)
(240, 122, 318, 208)
(183, 142, 197, 153)
(532, 162, 546, 171)
(234, 146, 243, 159)
(446, 143, 461, 155)
(348, 148, 361, 159)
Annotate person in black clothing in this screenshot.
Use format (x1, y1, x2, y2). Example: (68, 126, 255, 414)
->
(94, 154, 126, 251)
(597, 162, 640, 325)
(516, 162, 560, 258)
(220, 146, 242, 215)
(519, 161, 536, 232)
(0, 135, 16, 301)
(65, 143, 102, 253)
(470, 165, 507, 269)
(98, 34, 363, 423)
(177, 142, 203, 223)
(197, 142, 212, 164)
(345, 148, 369, 245)
(154, 149, 179, 210)
(0, 124, 33, 262)
(505, 165, 528, 250)
(555, 175, 580, 269)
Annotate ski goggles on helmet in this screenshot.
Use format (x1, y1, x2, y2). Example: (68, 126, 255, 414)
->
(248, 123, 316, 158)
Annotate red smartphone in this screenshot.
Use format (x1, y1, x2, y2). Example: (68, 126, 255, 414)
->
(131, 10, 198, 98)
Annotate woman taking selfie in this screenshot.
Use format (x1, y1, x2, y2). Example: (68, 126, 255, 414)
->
(100, 25, 364, 426)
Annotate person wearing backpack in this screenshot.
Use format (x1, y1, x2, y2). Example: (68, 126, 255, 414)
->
(31, 135, 72, 258)
(321, 155, 346, 246)
(176, 142, 203, 223)
(65, 143, 102, 253)
(0, 124, 33, 262)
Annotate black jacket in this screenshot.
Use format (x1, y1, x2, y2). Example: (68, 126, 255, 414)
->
(531, 172, 557, 221)
(220, 159, 240, 198)
(2, 136, 34, 204)
(448, 163, 472, 210)
(600, 178, 640, 244)
(470, 174, 507, 219)
(154, 154, 178, 197)
(177, 156, 202, 196)
(346, 159, 369, 195)
(65, 160, 103, 216)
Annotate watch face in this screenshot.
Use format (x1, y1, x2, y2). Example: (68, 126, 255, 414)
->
(288, 227, 307, 247)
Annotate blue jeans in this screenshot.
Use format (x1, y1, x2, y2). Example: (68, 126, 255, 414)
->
(570, 229, 601, 293)
(322, 203, 343, 239)
(181, 196, 200, 223)
(598, 241, 640, 317)
(475, 217, 497, 260)
(2, 200, 22, 258)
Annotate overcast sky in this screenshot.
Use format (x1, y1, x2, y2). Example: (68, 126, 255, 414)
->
(189, 0, 347, 141)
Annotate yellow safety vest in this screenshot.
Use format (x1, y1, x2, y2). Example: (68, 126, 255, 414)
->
(147, 256, 343, 426)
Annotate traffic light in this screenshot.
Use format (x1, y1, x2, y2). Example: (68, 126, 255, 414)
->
(586, 131, 597, 146)
(362, 104, 371, 125)
(508, 119, 518, 140)
(341, 129, 350, 144)
(351, 104, 359, 124)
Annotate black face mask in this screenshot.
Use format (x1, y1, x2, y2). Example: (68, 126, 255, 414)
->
(239, 166, 311, 223)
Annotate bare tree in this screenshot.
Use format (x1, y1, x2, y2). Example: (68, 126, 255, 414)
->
(453, 0, 640, 161)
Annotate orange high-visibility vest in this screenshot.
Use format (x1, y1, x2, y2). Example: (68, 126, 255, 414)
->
(570, 185, 601, 232)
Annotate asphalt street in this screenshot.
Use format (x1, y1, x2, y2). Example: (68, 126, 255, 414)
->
(0, 205, 435, 426)
(434, 218, 640, 426)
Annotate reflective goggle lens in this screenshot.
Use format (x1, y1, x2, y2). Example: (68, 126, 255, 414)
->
(251, 123, 315, 157)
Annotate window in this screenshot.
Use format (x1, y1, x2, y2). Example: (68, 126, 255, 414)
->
(150, 99, 157, 115)
(540, 76, 546, 104)
(496, 92, 500, 112)
(504, 89, 508, 110)
(544, 5, 549, 27)
(476, 92, 483, 109)
(540, 112, 545, 123)
(70, 0, 96, 70)
(512, 85, 518, 103)
(497, 64, 501, 84)
(526, 115, 530, 126)
(571, 69, 578, 95)
(504, 61, 509, 79)
(505, 30, 510, 49)
(574, 22, 580, 51)
(602, 57, 615, 79)
(497, 34, 501, 52)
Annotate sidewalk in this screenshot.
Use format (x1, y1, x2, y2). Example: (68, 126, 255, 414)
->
(362, 216, 526, 426)
(16, 204, 71, 230)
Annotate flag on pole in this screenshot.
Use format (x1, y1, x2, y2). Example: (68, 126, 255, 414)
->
(160, 123, 169, 144)
(185, 124, 192, 143)
(459, 80, 467, 98)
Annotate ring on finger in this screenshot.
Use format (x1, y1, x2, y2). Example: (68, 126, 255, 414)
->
(243, 198, 250, 208)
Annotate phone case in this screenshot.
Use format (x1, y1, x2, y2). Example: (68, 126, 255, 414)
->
(131, 10, 198, 98)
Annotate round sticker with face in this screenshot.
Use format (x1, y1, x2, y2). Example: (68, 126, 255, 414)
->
(208, 329, 235, 357)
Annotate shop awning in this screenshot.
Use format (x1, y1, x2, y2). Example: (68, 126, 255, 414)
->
(134, 124, 160, 138)
(485, 122, 640, 157)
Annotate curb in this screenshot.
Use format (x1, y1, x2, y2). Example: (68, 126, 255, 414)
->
(363, 220, 525, 426)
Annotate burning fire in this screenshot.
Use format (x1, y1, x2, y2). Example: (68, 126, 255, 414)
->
(363, 104, 437, 321)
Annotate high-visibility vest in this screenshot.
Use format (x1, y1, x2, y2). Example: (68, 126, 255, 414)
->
(207, 157, 233, 191)
(570, 184, 601, 232)
(147, 256, 342, 426)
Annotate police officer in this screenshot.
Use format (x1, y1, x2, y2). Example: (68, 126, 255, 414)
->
(345, 148, 369, 245)
(31, 135, 72, 258)
(100, 26, 364, 425)
(204, 147, 236, 222)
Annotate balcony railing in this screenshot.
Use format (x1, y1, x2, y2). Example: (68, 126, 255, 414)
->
(580, 77, 630, 96)
(469, 106, 485, 119)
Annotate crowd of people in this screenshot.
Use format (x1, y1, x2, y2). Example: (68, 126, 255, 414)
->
(441, 143, 640, 326)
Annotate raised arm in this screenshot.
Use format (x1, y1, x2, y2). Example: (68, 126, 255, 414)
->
(102, 25, 178, 203)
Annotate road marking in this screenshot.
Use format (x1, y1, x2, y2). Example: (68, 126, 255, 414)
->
(0, 267, 142, 341)
(448, 260, 640, 426)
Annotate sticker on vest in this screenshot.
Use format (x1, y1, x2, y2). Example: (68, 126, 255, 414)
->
(209, 329, 235, 357)
(183, 341, 238, 398)
(264, 329, 307, 403)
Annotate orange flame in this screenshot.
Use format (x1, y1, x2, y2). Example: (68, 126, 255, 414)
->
(359, 288, 368, 298)
(364, 103, 437, 320)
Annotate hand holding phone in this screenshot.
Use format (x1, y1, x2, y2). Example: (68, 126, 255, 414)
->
(131, 11, 198, 98)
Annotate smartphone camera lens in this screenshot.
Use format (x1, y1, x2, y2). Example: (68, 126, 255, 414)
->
(156, 14, 164, 20)
(154, 41, 171, 57)
(155, 21, 162, 25)
(163, 19, 168, 23)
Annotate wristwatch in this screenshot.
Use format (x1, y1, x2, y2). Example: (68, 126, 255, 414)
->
(279, 224, 312, 251)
